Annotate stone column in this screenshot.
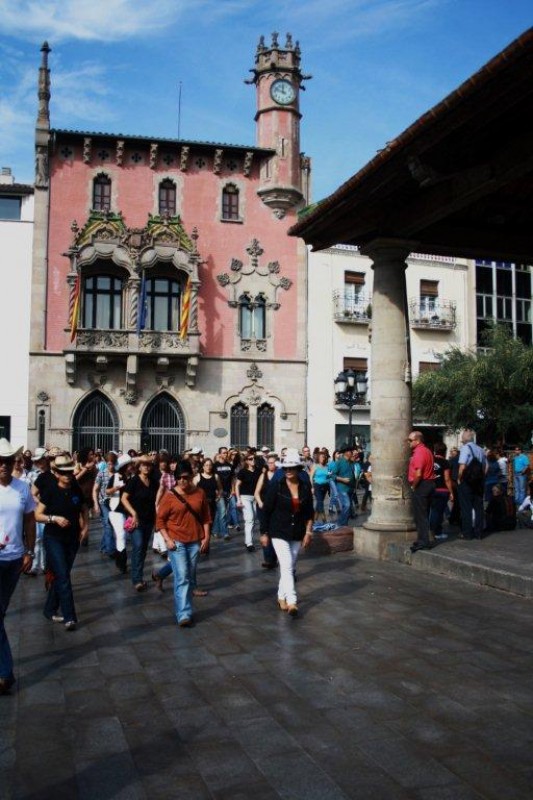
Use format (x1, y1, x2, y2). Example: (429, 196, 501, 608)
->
(127, 276, 140, 330)
(357, 239, 416, 557)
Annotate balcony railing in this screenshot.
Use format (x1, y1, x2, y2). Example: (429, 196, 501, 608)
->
(409, 299, 456, 330)
(333, 291, 372, 324)
(71, 328, 200, 355)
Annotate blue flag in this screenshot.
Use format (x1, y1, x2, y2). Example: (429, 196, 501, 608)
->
(137, 271, 147, 334)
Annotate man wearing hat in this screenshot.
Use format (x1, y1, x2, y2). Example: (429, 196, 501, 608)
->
(0, 439, 36, 693)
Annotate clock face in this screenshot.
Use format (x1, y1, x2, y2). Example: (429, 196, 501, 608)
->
(270, 79, 296, 105)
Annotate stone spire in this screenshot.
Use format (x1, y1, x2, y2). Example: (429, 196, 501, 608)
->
(37, 42, 51, 130)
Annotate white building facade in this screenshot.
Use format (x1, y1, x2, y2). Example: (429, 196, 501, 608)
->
(0, 168, 34, 447)
(307, 245, 475, 452)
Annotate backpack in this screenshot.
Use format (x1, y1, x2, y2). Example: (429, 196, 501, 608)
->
(462, 445, 484, 486)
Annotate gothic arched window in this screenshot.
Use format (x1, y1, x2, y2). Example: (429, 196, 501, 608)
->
(73, 391, 119, 454)
(222, 184, 239, 221)
(159, 179, 176, 216)
(93, 173, 111, 212)
(230, 403, 249, 449)
(239, 293, 266, 340)
(257, 403, 274, 451)
(141, 393, 185, 454)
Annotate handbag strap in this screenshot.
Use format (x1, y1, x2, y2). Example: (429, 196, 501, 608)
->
(172, 488, 204, 527)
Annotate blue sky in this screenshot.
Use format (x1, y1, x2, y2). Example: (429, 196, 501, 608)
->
(0, 0, 531, 200)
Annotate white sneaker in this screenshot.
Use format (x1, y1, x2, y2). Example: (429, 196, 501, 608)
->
(51, 615, 64, 623)
(64, 621, 77, 631)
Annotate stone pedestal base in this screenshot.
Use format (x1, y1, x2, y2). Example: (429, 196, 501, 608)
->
(355, 525, 416, 561)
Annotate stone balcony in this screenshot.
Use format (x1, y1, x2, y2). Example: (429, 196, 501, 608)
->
(409, 299, 456, 331)
(333, 291, 372, 324)
(63, 328, 200, 392)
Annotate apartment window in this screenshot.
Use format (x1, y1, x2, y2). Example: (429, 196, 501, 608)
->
(159, 180, 176, 216)
(222, 184, 239, 220)
(83, 275, 123, 329)
(93, 174, 111, 212)
(343, 357, 368, 398)
(344, 271, 365, 305)
(420, 279, 439, 314)
(230, 403, 249, 449)
(475, 261, 533, 346)
(239, 293, 266, 339)
(419, 361, 441, 373)
(0, 196, 21, 220)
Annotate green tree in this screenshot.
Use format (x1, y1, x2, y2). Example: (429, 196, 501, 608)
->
(412, 326, 533, 446)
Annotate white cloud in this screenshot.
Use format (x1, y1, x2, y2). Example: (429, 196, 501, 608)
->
(0, 0, 186, 42)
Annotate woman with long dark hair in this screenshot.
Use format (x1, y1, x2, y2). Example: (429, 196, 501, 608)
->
(121, 456, 159, 592)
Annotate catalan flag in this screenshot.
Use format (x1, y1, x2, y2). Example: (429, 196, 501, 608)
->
(179, 277, 191, 340)
(69, 274, 81, 342)
(136, 270, 147, 335)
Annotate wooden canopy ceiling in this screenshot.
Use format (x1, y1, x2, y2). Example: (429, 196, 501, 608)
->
(290, 28, 533, 263)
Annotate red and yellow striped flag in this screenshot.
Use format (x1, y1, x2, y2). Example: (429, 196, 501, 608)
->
(179, 277, 191, 340)
(69, 274, 81, 342)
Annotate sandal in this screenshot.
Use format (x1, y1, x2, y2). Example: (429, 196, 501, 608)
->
(134, 581, 148, 592)
(192, 589, 208, 597)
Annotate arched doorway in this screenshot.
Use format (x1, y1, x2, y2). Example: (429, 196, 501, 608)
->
(72, 391, 119, 454)
(141, 393, 185, 454)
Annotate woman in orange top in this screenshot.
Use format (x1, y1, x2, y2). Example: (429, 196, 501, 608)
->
(155, 461, 211, 628)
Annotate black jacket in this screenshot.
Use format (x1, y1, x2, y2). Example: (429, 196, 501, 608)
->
(262, 475, 314, 542)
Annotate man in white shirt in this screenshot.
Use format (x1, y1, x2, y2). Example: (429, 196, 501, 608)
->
(0, 439, 36, 694)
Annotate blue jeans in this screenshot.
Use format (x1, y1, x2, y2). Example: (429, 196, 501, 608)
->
(99, 501, 115, 555)
(130, 522, 153, 585)
(212, 496, 228, 536)
(228, 495, 240, 527)
(328, 479, 341, 511)
(429, 492, 449, 536)
(514, 474, 528, 506)
(44, 535, 79, 623)
(313, 484, 328, 514)
(0, 558, 22, 681)
(168, 542, 200, 623)
(337, 491, 351, 526)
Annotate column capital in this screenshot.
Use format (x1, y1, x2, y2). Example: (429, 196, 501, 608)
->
(360, 237, 418, 264)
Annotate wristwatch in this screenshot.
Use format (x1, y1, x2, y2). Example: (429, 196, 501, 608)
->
(25, 550, 35, 558)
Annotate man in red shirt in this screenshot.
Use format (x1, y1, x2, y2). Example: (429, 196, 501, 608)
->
(407, 431, 435, 552)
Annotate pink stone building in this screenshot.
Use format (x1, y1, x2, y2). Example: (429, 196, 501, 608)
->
(28, 34, 311, 454)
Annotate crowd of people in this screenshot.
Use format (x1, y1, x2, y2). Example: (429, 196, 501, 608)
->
(407, 429, 532, 552)
(1, 432, 530, 694)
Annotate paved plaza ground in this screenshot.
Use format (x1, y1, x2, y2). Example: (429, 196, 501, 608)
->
(1, 522, 533, 800)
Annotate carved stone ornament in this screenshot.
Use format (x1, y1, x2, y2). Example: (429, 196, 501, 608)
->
(139, 332, 189, 350)
(77, 330, 128, 348)
(35, 146, 49, 188)
(217, 274, 230, 287)
(246, 387, 262, 406)
(119, 388, 138, 405)
(216, 239, 293, 307)
(83, 137, 92, 164)
(37, 391, 50, 403)
(116, 140, 124, 166)
(150, 143, 158, 169)
(213, 149, 223, 174)
(180, 146, 190, 171)
(247, 362, 263, 382)
(243, 151, 253, 177)
(241, 339, 267, 353)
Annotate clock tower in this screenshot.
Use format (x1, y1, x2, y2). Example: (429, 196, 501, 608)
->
(247, 32, 311, 217)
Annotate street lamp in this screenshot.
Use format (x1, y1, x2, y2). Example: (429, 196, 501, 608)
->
(334, 369, 368, 448)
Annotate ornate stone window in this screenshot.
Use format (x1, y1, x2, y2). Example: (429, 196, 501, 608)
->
(146, 276, 182, 331)
(257, 403, 274, 450)
(222, 184, 240, 221)
(72, 391, 119, 454)
(230, 402, 249, 449)
(158, 179, 176, 216)
(92, 173, 111, 212)
(83, 275, 123, 329)
(239, 292, 266, 340)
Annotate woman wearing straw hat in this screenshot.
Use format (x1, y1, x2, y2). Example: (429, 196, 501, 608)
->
(0, 439, 36, 693)
(262, 448, 314, 616)
(35, 454, 88, 631)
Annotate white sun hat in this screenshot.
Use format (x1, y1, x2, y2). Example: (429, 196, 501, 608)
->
(280, 448, 304, 469)
(0, 439, 24, 459)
